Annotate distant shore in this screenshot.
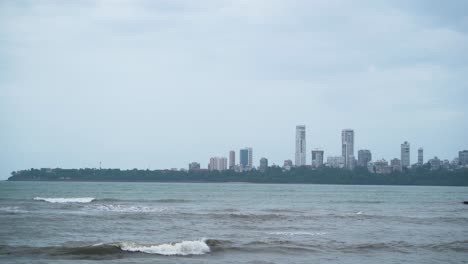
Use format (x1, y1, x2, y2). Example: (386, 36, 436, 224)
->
(8, 167, 468, 186)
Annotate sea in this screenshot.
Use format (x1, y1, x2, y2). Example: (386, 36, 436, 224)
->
(0, 181, 467, 264)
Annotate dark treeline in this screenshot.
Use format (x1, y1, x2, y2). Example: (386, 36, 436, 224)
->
(7, 166, 468, 186)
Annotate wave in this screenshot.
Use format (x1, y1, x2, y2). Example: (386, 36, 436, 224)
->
(267, 231, 327, 236)
(0, 239, 215, 258)
(1, 239, 467, 258)
(33, 197, 95, 203)
(88, 204, 168, 213)
(119, 239, 210, 255)
(95, 198, 190, 203)
(0, 206, 28, 214)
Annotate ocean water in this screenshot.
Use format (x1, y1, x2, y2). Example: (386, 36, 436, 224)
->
(1, 181, 467, 264)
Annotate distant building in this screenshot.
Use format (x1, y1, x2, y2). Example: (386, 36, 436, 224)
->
(373, 159, 391, 174)
(418, 148, 424, 166)
(342, 129, 354, 169)
(295, 125, 306, 166)
(326, 156, 345, 168)
(459, 150, 468, 166)
(390, 158, 402, 172)
(209, 157, 227, 171)
(357, 150, 372, 167)
(188, 162, 200, 170)
(443, 159, 450, 169)
(283, 160, 293, 171)
(401, 141, 410, 168)
(259, 158, 268, 172)
(229, 151, 235, 170)
(428, 156, 442, 170)
(240, 147, 253, 170)
(311, 150, 324, 168)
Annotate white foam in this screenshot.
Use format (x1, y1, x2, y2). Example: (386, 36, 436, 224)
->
(356, 211, 363, 215)
(268, 231, 327, 236)
(0, 206, 28, 213)
(91, 204, 167, 213)
(33, 197, 95, 203)
(119, 239, 210, 255)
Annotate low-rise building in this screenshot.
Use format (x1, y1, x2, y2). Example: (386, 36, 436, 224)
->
(429, 157, 442, 170)
(326, 156, 345, 169)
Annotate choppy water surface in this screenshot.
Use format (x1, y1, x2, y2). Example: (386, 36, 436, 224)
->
(1, 181, 467, 263)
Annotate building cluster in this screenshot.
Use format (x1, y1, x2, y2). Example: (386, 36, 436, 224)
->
(188, 125, 468, 174)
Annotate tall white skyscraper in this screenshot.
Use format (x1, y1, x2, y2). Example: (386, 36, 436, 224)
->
(247, 147, 253, 169)
(401, 141, 410, 168)
(295, 125, 306, 166)
(341, 129, 354, 169)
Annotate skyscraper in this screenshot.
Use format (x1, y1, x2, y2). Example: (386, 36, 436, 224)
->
(295, 125, 306, 166)
(341, 129, 354, 169)
(229, 150, 235, 170)
(259, 158, 268, 172)
(401, 141, 410, 168)
(418, 148, 424, 166)
(240, 147, 253, 170)
(311, 149, 324, 168)
(247, 147, 253, 169)
(357, 149, 372, 167)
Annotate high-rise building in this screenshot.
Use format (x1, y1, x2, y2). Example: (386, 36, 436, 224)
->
(247, 147, 253, 169)
(209, 157, 227, 171)
(259, 158, 268, 172)
(390, 158, 402, 172)
(311, 149, 324, 168)
(229, 151, 235, 170)
(357, 149, 372, 167)
(295, 125, 306, 166)
(341, 129, 354, 169)
(401, 141, 410, 168)
(240, 147, 253, 170)
(459, 150, 468, 166)
(188, 162, 200, 170)
(418, 148, 424, 166)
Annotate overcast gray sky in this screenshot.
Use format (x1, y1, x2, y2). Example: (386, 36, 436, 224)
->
(1, 0, 467, 179)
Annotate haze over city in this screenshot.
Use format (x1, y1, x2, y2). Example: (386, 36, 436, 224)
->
(1, 0, 468, 180)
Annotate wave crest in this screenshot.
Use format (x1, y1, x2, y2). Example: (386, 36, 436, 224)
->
(118, 239, 210, 255)
(33, 197, 95, 203)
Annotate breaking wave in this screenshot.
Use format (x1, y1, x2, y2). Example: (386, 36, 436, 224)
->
(33, 197, 96, 203)
(1, 239, 467, 259)
(0, 239, 215, 258)
(119, 239, 210, 255)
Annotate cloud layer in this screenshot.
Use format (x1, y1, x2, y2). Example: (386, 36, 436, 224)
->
(1, 0, 467, 178)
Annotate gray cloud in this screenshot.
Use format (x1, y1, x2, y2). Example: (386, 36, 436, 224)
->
(1, 0, 467, 179)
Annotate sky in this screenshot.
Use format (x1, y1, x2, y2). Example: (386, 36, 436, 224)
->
(1, 0, 467, 179)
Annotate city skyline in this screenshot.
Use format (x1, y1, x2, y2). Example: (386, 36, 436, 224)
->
(186, 126, 464, 172)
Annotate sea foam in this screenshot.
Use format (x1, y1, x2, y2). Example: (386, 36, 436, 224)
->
(91, 204, 168, 213)
(33, 197, 95, 203)
(118, 239, 210, 255)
